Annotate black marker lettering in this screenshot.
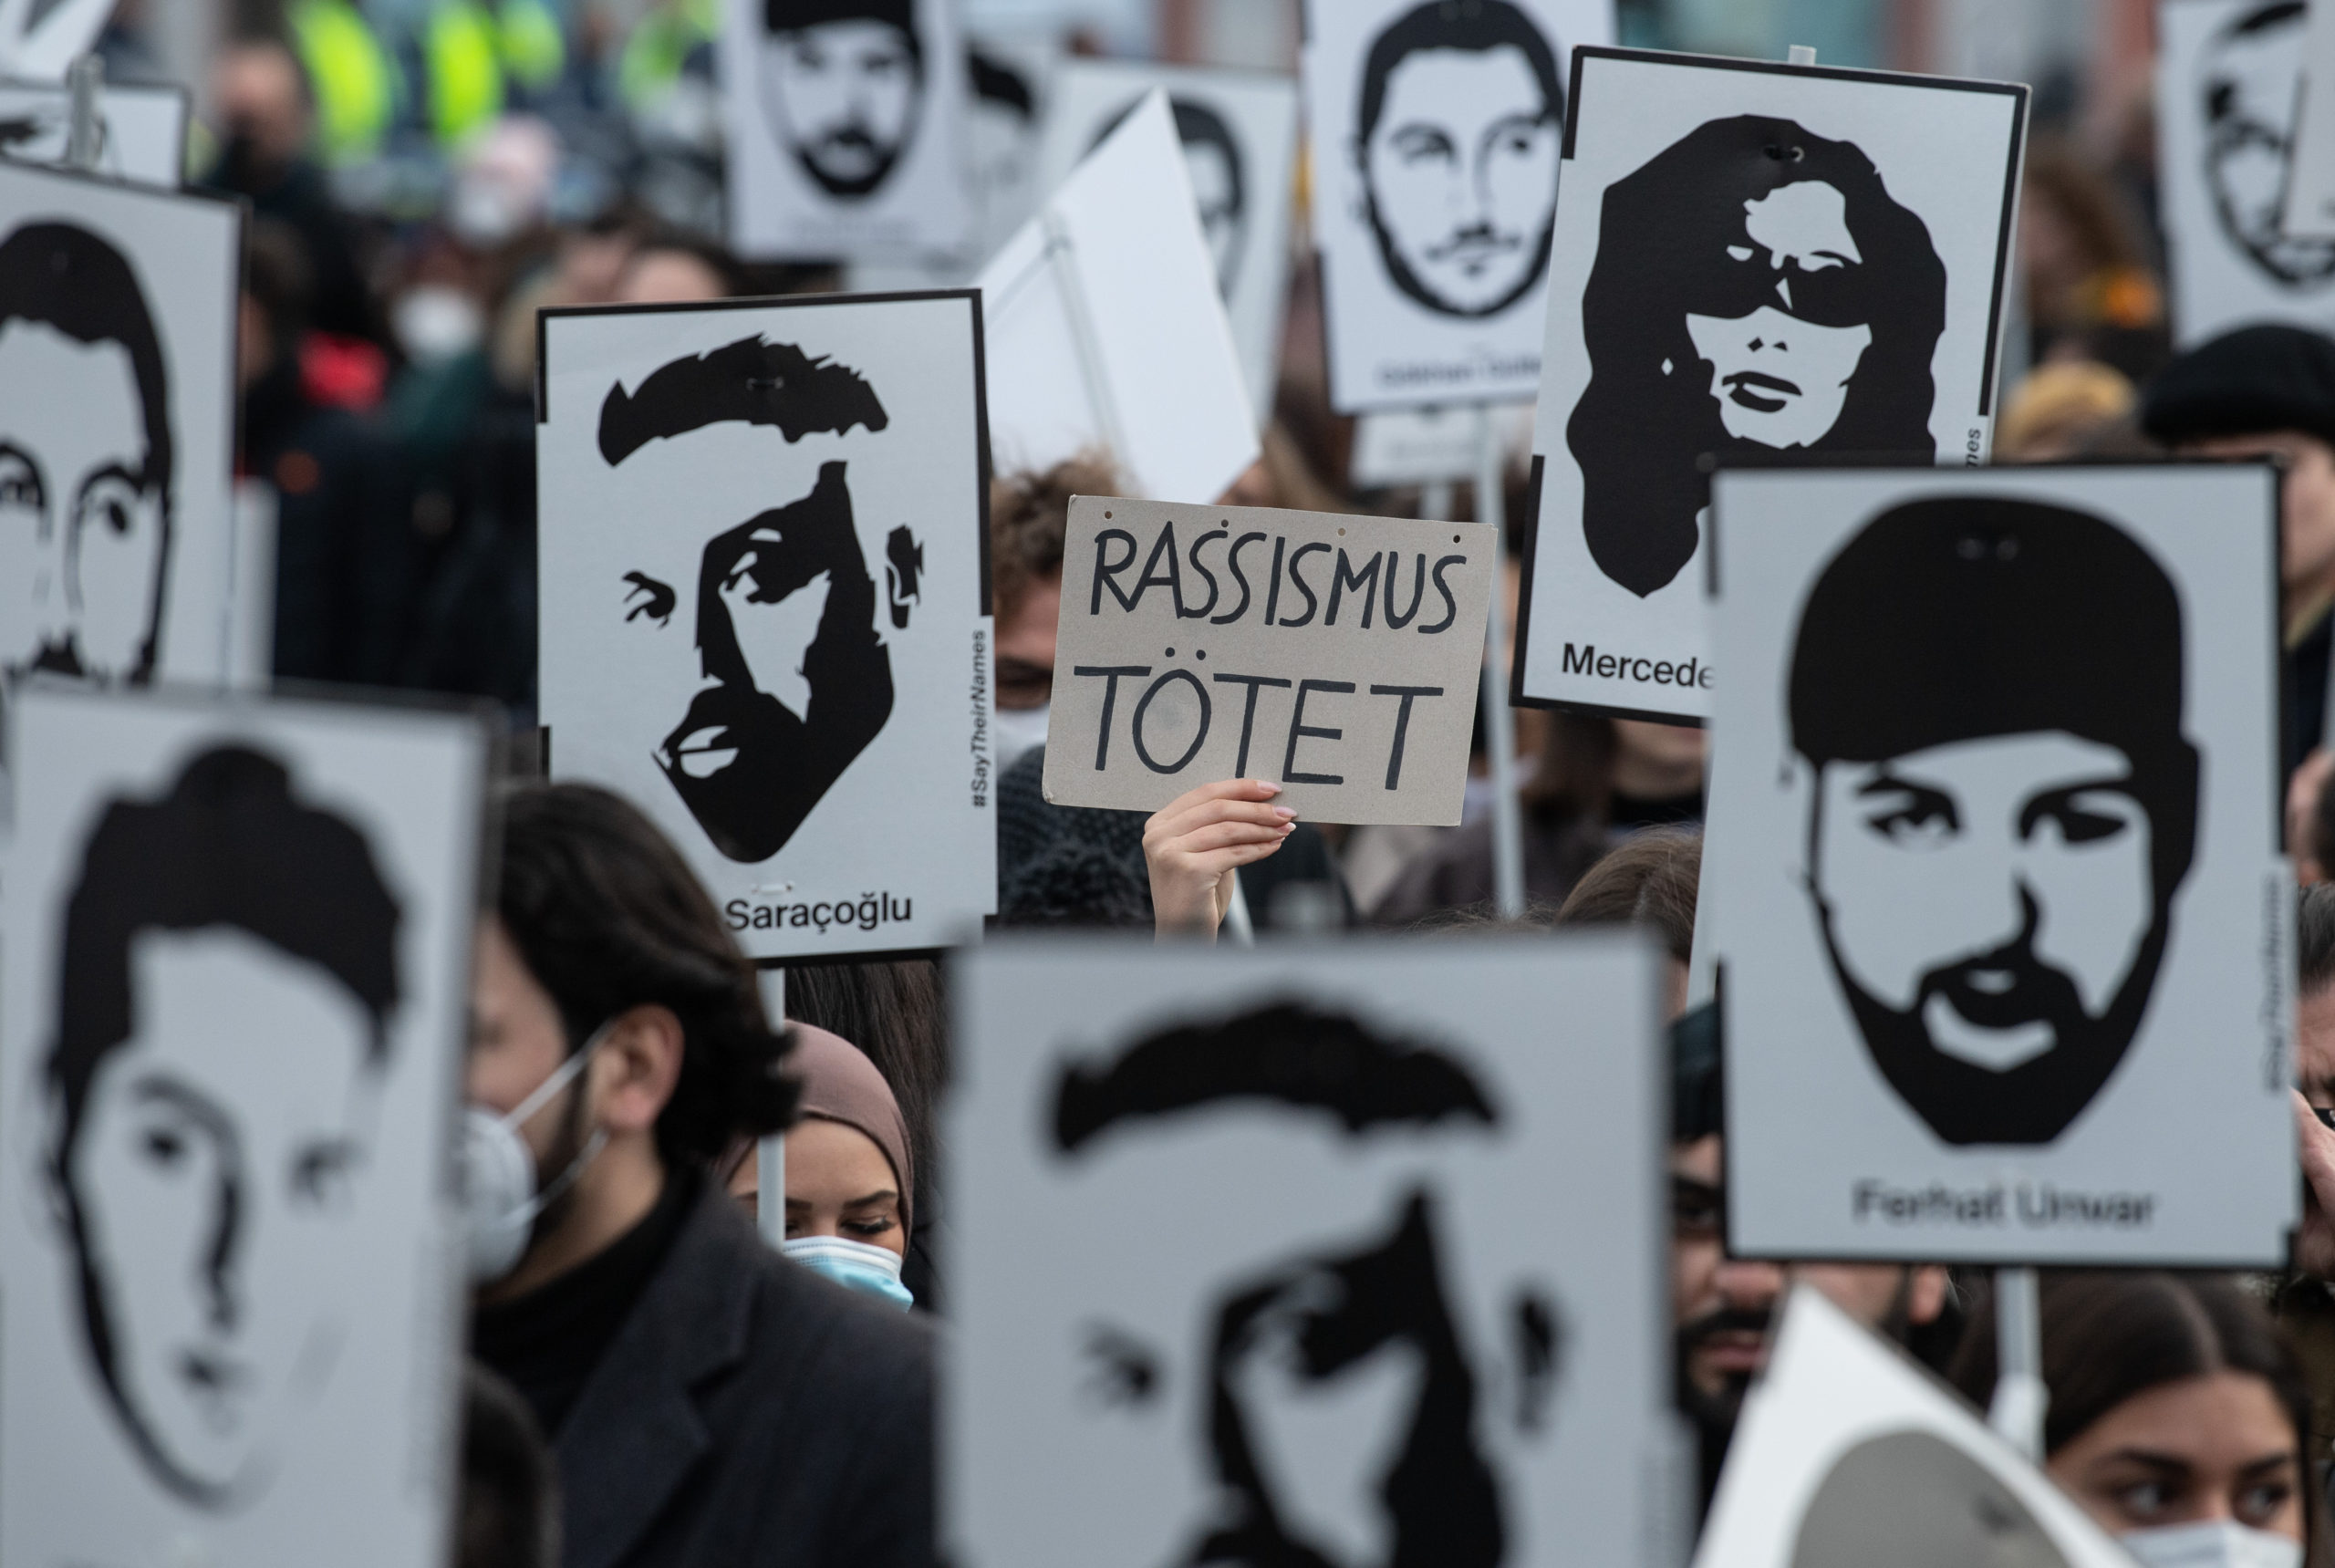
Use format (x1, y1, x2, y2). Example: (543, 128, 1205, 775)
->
(1131, 670, 1211, 774)
(1262, 535, 1287, 625)
(1129, 522, 1186, 615)
(1215, 531, 1266, 625)
(1326, 548, 1382, 628)
(1091, 529, 1139, 614)
(1280, 542, 1329, 628)
(1074, 664, 1152, 770)
(1183, 527, 1226, 620)
(1418, 554, 1467, 633)
(1384, 552, 1428, 628)
(1283, 679, 1355, 784)
(1368, 684, 1443, 790)
(1211, 672, 1292, 776)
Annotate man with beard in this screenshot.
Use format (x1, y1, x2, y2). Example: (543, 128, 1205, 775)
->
(1666, 1002, 1954, 1515)
(596, 334, 901, 864)
(757, 0, 925, 201)
(1352, 0, 1563, 319)
(1788, 494, 2200, 1146)
(468, 783, 934, 1568)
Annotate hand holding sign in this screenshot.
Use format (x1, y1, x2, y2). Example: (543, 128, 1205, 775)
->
(1044, 495, 1497, 824)
(1142, 777, 1295, 937)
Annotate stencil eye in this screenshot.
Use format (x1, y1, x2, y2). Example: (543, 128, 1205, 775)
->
(1079, 1324, 1161, 1410)
(1726, 244, 1753, 262)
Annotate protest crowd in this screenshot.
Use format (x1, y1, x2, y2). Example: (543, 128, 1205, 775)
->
(15, 2, 2335, 1567)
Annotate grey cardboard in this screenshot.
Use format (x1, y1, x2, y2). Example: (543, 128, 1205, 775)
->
(1043, 494, 1496, 824)
(946, 931, 1681, 1568)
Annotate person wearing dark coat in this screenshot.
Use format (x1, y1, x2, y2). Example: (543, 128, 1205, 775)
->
(469, 784, 935, 1568)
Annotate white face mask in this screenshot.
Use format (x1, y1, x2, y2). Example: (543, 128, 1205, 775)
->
(458, 1022, 614, 1283)
(391, 285, 484, 365)
(2121, 1521, 2303, 1568)
(781, 1234, 913, 1310)
(991, 703, 1049, 775)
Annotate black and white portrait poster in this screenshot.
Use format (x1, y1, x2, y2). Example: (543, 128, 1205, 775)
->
(0, 685, 490, 1568)
(1512, 50, 2026, 725)
(1701, 464, 2292, 1266)
(0, 78, 188, 185)
(0, 0, 112, 81)
(1302, 0, 1614, 415)
(2157, 0, 2335, 343)
(948, 933, 1683, 1568)
(722, 0, 972, 262)
(1696, 1288, 2133, 1568)
(1037, 60, 1299, 419)
(0, 161, 242, 691)
(977, 90, 1260, 505)
(537, 293, 997, 960)
(966, 35, 1057, 263)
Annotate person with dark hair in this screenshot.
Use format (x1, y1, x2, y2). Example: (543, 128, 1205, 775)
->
(468, 782, 934, 1568)
(456, 1364, 561, 1568)
(1569, 116, 1945, 597)
(784, 958, 949, 1305)
(988, 456, 1116, 772)
(1661, 1000, 1956, 1517)
(1368, 718, 1705, 929)
(1787, 495, 2200, 1147)
(2196, 2, 2335, 290)
(594, 335, 908, 864)
(1046, 999, 1536, 1568)
(0, 217, 175, 684)
(2142, 324, 2335, 784)
(725, 1023, 918, 1309)
(39, 744, 401, 1506)
(1950, 1273, 2318, 1568)
(1353, 0, 1562, 318)
(757, 0, 925, 200)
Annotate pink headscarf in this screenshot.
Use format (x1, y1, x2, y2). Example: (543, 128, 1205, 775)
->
(786, 1023, 914, 1233)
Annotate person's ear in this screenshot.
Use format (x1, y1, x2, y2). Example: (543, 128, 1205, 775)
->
(1905, 1264, 1950, 1328)
(590, 1004, 685, 1136)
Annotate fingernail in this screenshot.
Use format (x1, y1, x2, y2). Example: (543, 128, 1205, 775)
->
(1273, 806, 1297, 820)
(1256, 780, 1282, 794)
(1278, 822, 1294, 834)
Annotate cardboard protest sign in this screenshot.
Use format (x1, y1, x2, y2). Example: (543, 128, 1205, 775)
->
(1702, 464, 2291, 1265)
(0, 78, 187, 184)
(1512, 48, 2027, 726)
(2287, 0, 2335, 240)
(2159, 0, 2335, 342)
(1302, 0, 1614, 415)
(538, 292, 997, 959)
(0, 685, 490, 1568)
(1043, 494, 1497, 824)
(722, 0, 972, 263)
(949, 931, 1681, 1568)
(0, 161, 243, 690)
(1038, 61, 1299, 418)
(979, 90, 1259, 504)
(1697, 1287, 2136, 1568)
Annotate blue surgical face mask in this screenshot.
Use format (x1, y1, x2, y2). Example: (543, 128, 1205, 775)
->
(2120, 1521, 2303, 1568)
(782, 1234, 914, 1310)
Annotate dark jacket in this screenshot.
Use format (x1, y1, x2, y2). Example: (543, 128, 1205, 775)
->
(553, 1182, 936, 1568)
(1367, 810, 1611, 927)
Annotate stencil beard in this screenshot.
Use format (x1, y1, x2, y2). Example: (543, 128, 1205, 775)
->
(1816, 901, 2171, 1146)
